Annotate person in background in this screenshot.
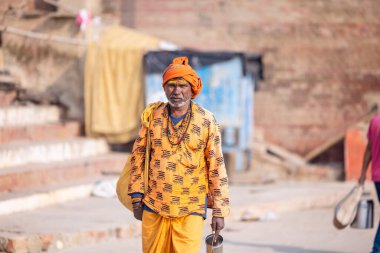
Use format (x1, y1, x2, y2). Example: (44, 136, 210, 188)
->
(128, 56, 230, 253)
(359, 113, 380, 253)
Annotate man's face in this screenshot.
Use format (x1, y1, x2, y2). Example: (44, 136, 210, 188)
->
(164, 78, 193, 109)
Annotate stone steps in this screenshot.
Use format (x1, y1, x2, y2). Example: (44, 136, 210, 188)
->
(0, 138, 110, 169)
(0, 105, 60, 127)
(0, 177, 100, 216)
(0, 152, 126, 192)
(0, 121, 81, 145)
(0, 103, 133, 253)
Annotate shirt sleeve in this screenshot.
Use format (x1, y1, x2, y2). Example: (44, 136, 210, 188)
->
(127, 124, 148, 196)
(205, 116, 230, 217)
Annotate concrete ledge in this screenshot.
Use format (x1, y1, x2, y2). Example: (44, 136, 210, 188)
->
(0, 183, 94, 215)
(0, 153, 126, 192)
(0, 223, 140, 253)
(0, 121, 81, 145)
(0, 197, 138, 253)
(0, 105, 60, 127)
(0, 138, 109, 169)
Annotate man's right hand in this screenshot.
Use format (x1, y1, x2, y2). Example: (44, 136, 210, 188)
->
(133, 201, 143, 221)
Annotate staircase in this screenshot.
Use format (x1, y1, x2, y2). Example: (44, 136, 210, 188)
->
(0, 90, 137, 253)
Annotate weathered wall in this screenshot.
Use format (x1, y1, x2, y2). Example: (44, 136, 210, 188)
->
(0, 0, 119, 120)
(121, 0, 380, 155)
(0, 0, 85, 119)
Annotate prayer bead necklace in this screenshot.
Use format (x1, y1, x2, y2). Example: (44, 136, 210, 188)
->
(166, 102, 192, 146)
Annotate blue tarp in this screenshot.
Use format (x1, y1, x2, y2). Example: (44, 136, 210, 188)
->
(145, 58, 243, 127)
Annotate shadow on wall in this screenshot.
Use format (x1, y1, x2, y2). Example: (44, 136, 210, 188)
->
(45, 56, 85, 121)
(15, 56, 85, 122)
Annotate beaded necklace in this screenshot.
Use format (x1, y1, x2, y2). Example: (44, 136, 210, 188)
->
(166, 102, 192, 146)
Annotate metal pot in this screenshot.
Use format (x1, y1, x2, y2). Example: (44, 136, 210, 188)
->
(351, 198, 374, 229)
(205, 234, 223, 253)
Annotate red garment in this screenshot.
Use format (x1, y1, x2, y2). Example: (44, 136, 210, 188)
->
(368, 114, 380, 181)
(162, 57, 202, 98)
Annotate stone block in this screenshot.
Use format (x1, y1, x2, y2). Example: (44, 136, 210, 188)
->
(0, 121, 81, 145)
(0, 152, 125, 192)
(0, 138, 109, 169)
(5, 237, 27, 253)
(0, 91, 16, 106)
(0, 106, 60, 128)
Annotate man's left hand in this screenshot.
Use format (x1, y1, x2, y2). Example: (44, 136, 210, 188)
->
(211, 217, 225, 242)
(132, 201, 143, 221)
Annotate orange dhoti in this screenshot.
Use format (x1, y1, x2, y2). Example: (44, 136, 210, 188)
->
(142, 211, 204, 253)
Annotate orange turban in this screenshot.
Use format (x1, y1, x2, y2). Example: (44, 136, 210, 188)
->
(162, 56, 202, 99)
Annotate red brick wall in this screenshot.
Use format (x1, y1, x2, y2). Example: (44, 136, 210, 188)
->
(121, 0, 380, 155)
(345, 127, 371, 181)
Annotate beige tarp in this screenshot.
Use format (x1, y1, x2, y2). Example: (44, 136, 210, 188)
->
(85, 25, 159, 143)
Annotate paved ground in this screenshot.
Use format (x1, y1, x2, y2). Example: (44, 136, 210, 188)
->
(1, 181, 376, 253)
(52, 207, 375, 253)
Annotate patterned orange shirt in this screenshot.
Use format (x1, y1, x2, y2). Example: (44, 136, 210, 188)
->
(128, 102, 230, 218)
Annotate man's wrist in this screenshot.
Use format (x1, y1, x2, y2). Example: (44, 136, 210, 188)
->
(130, 192, 144, 204)
(132, 198, 142, 204)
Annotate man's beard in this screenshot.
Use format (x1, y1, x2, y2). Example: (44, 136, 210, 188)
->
(168, 97, 191, 108)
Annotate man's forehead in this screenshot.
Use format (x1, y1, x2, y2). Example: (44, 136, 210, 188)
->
(169, 77, 185, 81)
(166, 78, 189, 84)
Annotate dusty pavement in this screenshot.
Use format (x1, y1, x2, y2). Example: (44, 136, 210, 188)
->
(51, 207, 375, 253)
(0, 181, 377, 253)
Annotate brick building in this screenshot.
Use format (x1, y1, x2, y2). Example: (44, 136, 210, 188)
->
(120, 0, 380, 156)
(1, 0, 379, 156)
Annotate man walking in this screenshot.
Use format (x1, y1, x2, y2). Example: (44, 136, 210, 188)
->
(128, 56, 230, 253)
(359, 113, 380, 253)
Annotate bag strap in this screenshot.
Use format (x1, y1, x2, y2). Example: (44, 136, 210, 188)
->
(143, 112, 153, 193)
